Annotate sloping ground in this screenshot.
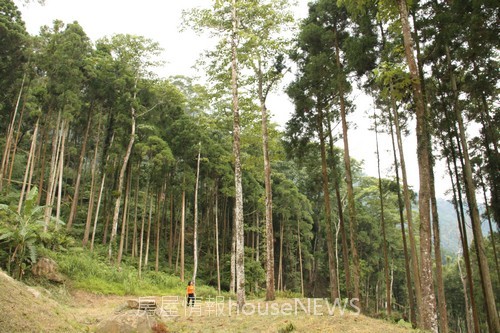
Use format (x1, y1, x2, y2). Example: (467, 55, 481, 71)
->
(163, 298, 419, 333)
(0, 270, 83, 333)
(0, 270, 420, 333)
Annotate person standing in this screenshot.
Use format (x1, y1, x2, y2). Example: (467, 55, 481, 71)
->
(186, 281, 195, 307)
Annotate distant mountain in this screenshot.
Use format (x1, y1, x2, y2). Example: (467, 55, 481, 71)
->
(436, 198, 495, 255)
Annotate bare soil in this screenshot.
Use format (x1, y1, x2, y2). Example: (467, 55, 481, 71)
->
(0, 271, 420, 333)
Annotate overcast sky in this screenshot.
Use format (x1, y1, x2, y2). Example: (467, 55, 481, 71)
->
(15, 0, 452, 198)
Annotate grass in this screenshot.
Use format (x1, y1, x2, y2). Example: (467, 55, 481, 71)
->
(41, 246, 220, 297)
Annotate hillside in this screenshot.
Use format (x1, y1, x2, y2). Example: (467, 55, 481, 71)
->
(0, 269, 420, 333)
(0, 270, 83, 333)
(436, 198, 496, 255)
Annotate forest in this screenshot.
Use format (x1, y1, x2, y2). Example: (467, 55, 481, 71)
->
(0, 0, 498, 333)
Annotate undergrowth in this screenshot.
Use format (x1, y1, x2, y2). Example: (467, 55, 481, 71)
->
(39, 246, 220, 297)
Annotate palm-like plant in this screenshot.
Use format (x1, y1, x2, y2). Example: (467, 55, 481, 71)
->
(0, 187, 60, 279)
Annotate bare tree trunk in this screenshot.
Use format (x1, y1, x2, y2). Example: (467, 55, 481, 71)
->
(117, 163, 132, 266)
(44, 110, 62, 230)
(278, 218, 284, 292)
(0, 73, 26, 192)
(192, 143, 201, 283)
(391, 83, 423, 326)
(256, 61, 275, 302)
(109, 102, 136, 260)
(90, 169, 106, 251)
(455, 93, 500, 333)
(429, 158, 448, 333)
(374, 114, 391, 315)
(458, 256, 473, 333)
(26, 117, 39, 197)
(230, 218, 236, 294)
(180, 188, 185, 282)
(36, 116, 49, 205)
(317, 105, 339, 301)
(479, 179, 500, 282)
(333, 25, 360, 308)
(55, 120, 68, 229)
(445, 131, 480, 333)
(396, 1, 437, 330)
(138, 189, 148, 279)
(155, 189, 162, 272)
(446, 44, 499, 333)
(297, 218, 304, 297)
(232, 0, 245, 309)
(388, 100, 416, 327)
(131, 173, 139, 258)
(144, 196, 153, 269)
(215, 186, 221, 294)
(326, 111, 351, 299)
(169, 193, 174, 267)
(18, 120, 39, 212)
(7, 99, 26, 188)
(83, 126, 102, 247)
(67, 108, 93, 230)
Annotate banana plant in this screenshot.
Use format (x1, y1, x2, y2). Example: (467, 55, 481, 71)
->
(0, 187, 63, 279)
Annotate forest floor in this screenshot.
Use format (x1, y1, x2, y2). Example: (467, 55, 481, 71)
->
(0, 270, 421, 333)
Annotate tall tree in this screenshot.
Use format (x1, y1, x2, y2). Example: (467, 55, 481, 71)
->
(104, 34, 162, 261)
(240, 0, 294, 302)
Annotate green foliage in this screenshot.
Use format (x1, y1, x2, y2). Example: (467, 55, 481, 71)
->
(0, 187, 61, 279)
(278, 322, 295, 333)
(52, 246, 220, 297)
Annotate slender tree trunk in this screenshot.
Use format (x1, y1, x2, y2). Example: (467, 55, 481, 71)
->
(455, 90, 500, 333)
(231, 0, 245, 309)
(326, 111, 351, 299)
(387, 99, 416, 326)
(215, 186, 221, 294)
(44, 109, 62, 230)
(374, 114, 391, 315)
(396, 1, 437, 330)
(36, 115, 49, 205)
(180, 188, 185, 282)
(192, 143, 201, 283)
(144, 196, 153, 269)
(83, 124, 103, 247)
(479, 179, 500, 282)
(317, 105, 339, 301)
(7, 98, 26, 188)
(26, 116, 39, 197)
(391, 83, 423, 326)
(169, 193, 174, 266)
(333, 26, 360, 307)
(109, 102, 136, 260)
(278, 218, 284, 292)
(445, 44, 499, 333)
(138, 188, 148, 279)
(55, 120, 68, 228)
(429, 156, 448, 332)
(297, 218, 304, 297)
(155, 188, 162, 272)
(458, 256, 473, 333)
(0, 73, 26, 192)
(445, 130, 480, 333)
(67, 107, 93, 230)
(117, 163, 132, 266)
(230, 219, 236, 294)
(18, 120, 39, 212)
(131, 172, 139, 258)
(257, 61, 275, 302)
